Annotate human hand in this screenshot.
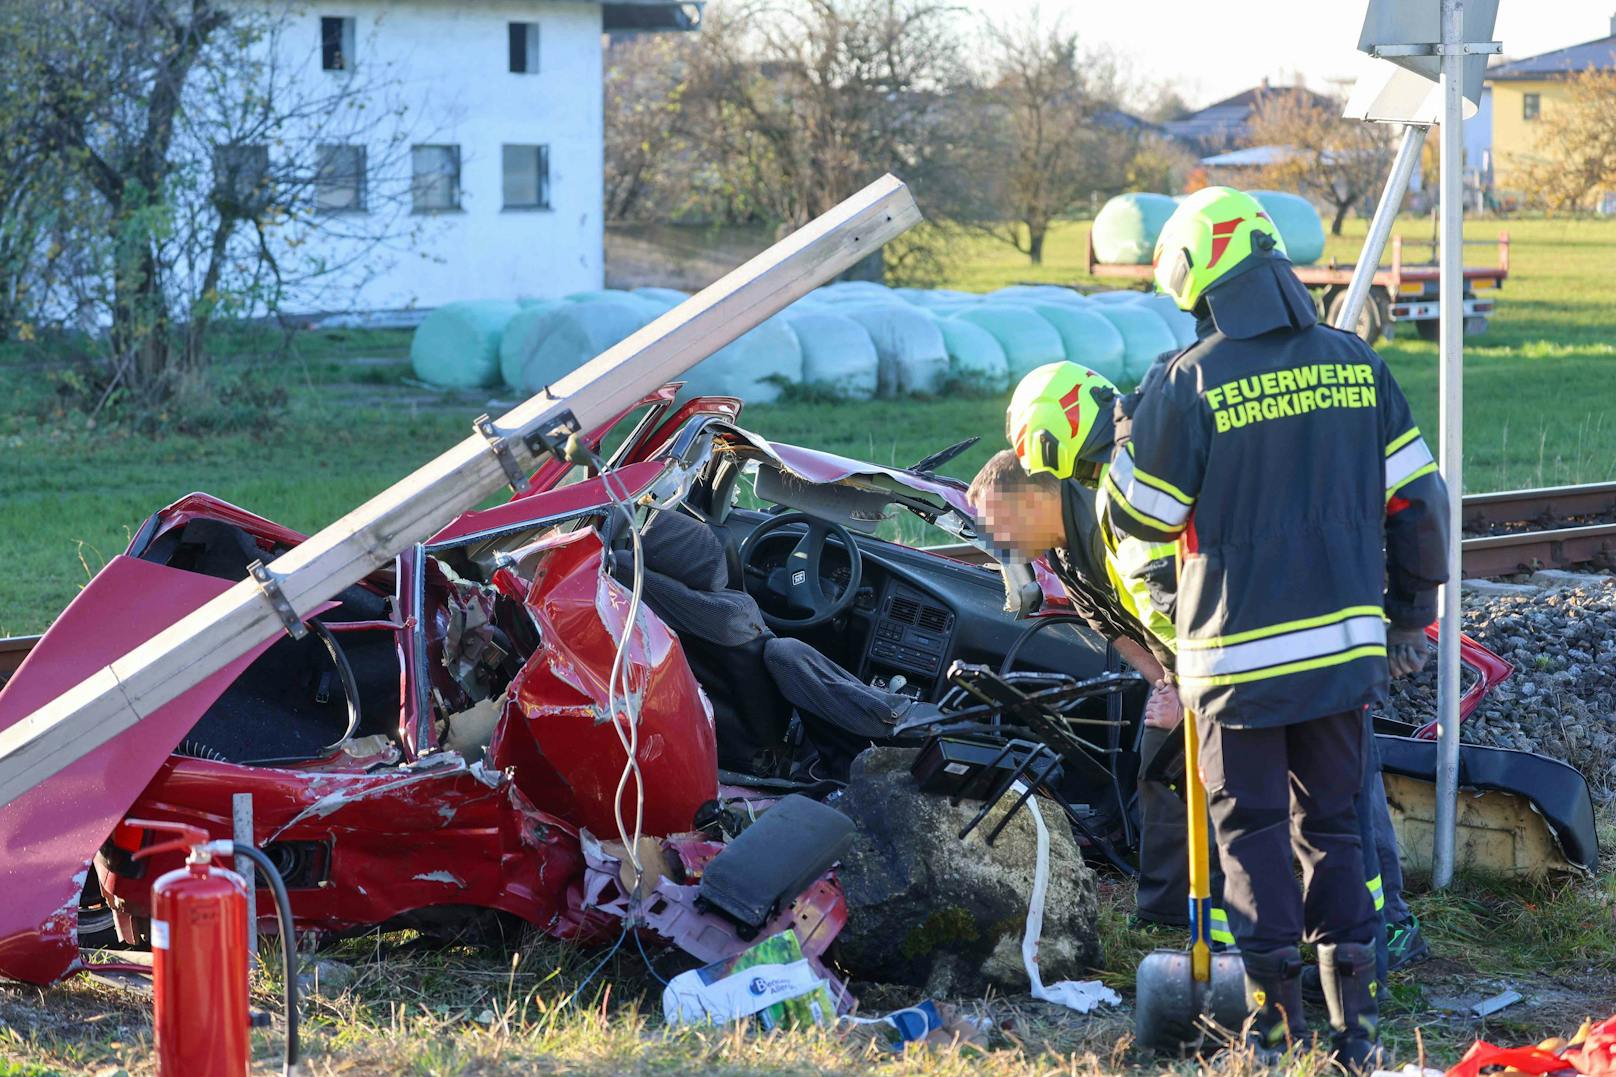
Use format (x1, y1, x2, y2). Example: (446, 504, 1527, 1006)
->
(1387, 626, 1430, 679)
(1143, 681, 1183, 729)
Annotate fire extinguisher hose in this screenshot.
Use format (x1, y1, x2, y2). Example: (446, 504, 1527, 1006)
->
(231, 843, 301, 1076)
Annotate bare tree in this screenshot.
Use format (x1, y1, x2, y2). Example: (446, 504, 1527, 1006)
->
(1519, 69, 1616, 213)
(1245, 88, 1398, 234)
(605, 34, 698, 222)
(7, 1, 423, 408)
(962, 12, 1138, 264)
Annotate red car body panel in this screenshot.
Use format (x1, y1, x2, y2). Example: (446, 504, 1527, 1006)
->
(491, 526, 717, 839)
(0, 558, 292, 984)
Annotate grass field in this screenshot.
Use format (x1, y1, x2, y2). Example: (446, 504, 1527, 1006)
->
(2, 216, 1615, 1075)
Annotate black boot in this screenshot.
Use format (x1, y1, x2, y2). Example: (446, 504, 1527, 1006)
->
(1318, 942, 1381, 1072)
(1241, 946, 1308, 1061)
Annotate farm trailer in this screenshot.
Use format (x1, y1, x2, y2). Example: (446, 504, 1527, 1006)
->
(1086, 230, 1510, 346)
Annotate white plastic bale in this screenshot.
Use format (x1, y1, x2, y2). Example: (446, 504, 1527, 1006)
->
(1091, 193, 1180, 265)
(502, 299, 657, 393)
(1248, 190, 1326, 266)
(988, 284, 1088, 305)
(678, 314, 805, 404)
(1131, 293, 1199, 350)
(1026, 304, 1128, 386)
(1088, 290, 1150, 304)
(498, 299, 565, 388)
(409, 299, 524, 389)
(952, 305, 1068, 382)
(1092, 303, 1181, 388)
(934, 316, 1009, 392)
(632, 286, 692, 305)
(781, 310, 881, 400)
(838, 303, 951, 396)
(816, 280, 903, 305)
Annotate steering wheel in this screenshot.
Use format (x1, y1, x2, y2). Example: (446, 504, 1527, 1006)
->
(739, 512, 864, 630)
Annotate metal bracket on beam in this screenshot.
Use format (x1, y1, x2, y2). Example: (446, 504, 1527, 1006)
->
(474, 414, 530, 496)
(522, 407, 582, 465)
(1370, 41, 1501, 57)
(247, 560, 308, 641)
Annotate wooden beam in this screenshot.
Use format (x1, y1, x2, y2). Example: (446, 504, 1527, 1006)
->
(0, 174, 921, 810)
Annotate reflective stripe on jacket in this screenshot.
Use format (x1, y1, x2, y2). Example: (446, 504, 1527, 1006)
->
(1106, 312, 1448, 728)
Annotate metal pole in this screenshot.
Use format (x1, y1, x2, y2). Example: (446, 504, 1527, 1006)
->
(1333, 124, 1429, 333)
(1431, 0, 1466, 889)
(232, 792, 258, 961)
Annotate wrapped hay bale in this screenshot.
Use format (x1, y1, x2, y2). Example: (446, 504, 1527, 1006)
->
(1093, 303, 1180, 388)
(498, 299, 565, 388)
(953, 305, 1067, 382)
(632, 286, 691, 305)
(1027, 304, 1128, 386)
(680, 315, 803, 404)
(1131, 293, 1199, 350)
(501, 299, 654, 393)
(988, 284, 1088, 305)
(817, 280, 901, 305)
(1248, 190, 1326, 266)
(934, 316, 1009, 393)
(840, 303, 950, 396)
(1089, 289, 1150, 304)
(781, 310, 880, 400)
(410, 299, 523, 389)
(901, 287, 978, 307)
(1091, 193, 1179, 265)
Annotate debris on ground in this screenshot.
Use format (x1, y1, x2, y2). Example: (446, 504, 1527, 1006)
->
(1385, 577, 1616, 796)
(1448, 1011, 1616, 1077)
(831, 747, 1102, 998)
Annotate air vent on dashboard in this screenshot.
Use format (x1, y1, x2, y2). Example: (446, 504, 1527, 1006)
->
(887, 592, 951, 632)
(889, 595, 921, 624)
(917, 605, 950, 632)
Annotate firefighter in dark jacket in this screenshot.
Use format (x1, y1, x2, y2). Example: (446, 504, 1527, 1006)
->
(1106, 187, 1449, 1068)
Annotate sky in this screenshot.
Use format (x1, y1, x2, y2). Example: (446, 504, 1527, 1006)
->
(960, 1, 1616, 109)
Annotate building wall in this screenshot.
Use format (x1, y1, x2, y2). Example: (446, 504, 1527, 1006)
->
(1490, 78, 1561, 195)
(259, 1, 605, 311)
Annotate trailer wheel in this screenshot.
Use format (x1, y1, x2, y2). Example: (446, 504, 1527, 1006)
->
(1325, 288, 1383, 346)
(1414, 290, 1477, 343)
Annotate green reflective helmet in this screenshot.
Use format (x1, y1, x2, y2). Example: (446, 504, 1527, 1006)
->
(1153, 187, 1288, 312)
(1006, 361, 1118, 484)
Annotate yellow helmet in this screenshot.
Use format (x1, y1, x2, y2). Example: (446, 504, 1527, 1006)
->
(1006, 362, 1118, 483)
(1153, 186, 1288, 312)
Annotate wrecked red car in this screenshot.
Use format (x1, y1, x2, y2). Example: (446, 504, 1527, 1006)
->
(0, 389, 1595, 987)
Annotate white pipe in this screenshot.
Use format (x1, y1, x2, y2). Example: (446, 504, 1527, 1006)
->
(1431, 0, 1467, 890)
(1333, 125, 1429, 334)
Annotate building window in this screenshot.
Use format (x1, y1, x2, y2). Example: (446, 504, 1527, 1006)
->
(321, 16, 355, 71)
(1523, 92, 1541, 120)
(213, 143, 271, 212)
(411, 145, 461, 212)
(502, 144, 550, 209)
(509, 22, 540, 73)
(316, 144, 366, 213)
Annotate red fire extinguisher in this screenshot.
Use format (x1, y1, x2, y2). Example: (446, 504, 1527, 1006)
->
(129, 818, 302, 1077)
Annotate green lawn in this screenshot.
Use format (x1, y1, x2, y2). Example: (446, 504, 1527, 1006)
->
(1, 216, 1614, 1076)
(4, 216, 1613, 634)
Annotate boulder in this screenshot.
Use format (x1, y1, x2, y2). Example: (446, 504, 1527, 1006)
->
(833, 747, 1102, 997)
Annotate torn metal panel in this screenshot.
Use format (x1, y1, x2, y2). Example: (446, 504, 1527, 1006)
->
(0, 558, 291, 984)
(492, 528, 717, 839)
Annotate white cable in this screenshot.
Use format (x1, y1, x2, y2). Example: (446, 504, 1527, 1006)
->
(600, 463, 647, 886)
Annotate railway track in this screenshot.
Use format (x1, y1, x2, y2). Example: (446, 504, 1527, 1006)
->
(1461, 481, 1616, 578)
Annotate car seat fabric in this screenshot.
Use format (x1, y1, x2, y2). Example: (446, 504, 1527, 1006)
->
(635, 510, 910, 773)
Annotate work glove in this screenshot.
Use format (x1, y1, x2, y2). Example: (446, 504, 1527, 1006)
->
(1387, 626, 1431, 679)
(1142, 680, 1183, 730)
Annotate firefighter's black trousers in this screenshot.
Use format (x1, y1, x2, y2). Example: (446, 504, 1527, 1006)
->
(1197, 708, 1380, 955)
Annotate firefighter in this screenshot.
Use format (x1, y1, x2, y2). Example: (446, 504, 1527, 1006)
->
(970, 362, 1225, 939)
(1106, 186, 1449, 1068)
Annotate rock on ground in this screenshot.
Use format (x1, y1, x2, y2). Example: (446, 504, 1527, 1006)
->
(1383, 577, 1616, 798)
(831, 746, 1101, 998)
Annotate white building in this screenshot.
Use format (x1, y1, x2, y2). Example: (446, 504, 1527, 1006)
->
(252, 2, 697, 314)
